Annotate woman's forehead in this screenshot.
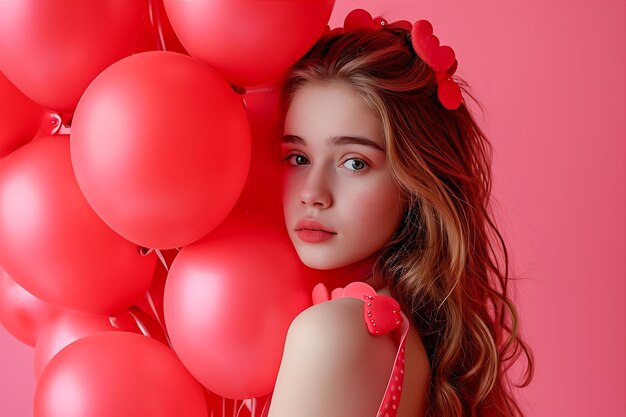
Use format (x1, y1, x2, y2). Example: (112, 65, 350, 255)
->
(284, 82, 384, 148)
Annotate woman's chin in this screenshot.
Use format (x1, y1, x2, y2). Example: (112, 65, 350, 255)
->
(299, 257, 342, 271)
(298, 255, 378, 288)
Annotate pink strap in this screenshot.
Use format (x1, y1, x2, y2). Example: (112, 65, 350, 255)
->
(311, 282, 410, 417)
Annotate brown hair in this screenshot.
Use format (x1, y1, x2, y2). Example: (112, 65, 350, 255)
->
(276, 24, 534, 417)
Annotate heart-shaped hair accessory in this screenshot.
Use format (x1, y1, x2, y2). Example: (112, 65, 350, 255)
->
(323, 8, 392, 36)
(344, 8, 377, 31)
(411, 19, 463, 110)
(411, 20, 456, 72)
(320, 10, 463, 110)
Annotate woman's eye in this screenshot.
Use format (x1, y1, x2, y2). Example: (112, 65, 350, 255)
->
(285, 154, 309, 166)
(341, 158, 368, 171)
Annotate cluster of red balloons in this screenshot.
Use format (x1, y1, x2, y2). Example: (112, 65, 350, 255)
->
(0, 1, 336, 416)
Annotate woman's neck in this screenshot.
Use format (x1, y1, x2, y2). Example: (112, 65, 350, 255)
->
(308, 253, 383, 291)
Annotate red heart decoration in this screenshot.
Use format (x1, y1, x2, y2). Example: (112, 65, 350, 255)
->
(390, 20, 412, 31)
(411, 19, 456, 72)
(330, 287, 344, 299)
(412, 19, 434, 39)
(438, 76, 463, 110)
(373, 16, 388, 28)
(312, 282, 330, 304)
(363, 294, 402, 336)
(448, 59, 458, 76)
(344, 9, 375, 31)
(342, 281, 377, 298)
(314, 281, 403, 336)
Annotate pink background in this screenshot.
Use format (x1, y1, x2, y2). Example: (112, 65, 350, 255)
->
(1, 1, 624, 416)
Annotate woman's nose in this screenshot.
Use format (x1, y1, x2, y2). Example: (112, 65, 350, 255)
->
(299, 166, 332, 208)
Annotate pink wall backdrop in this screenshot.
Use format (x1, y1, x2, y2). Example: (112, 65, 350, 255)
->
(1, 1, 624, 416)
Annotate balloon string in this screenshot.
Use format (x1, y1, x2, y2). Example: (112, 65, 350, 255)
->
(108, 315, 120, 329)
(155, 248, 168, 271)
(260, 395, 271, 417)
(128, 309, 151, 337)
(137, 247, 174, 348)
(154, 0, 167, 51)
(139, 247, 169, 271)
(148, 0, 166, 51)
(145, 290, 162, 325)
(144, 290, 174, 349)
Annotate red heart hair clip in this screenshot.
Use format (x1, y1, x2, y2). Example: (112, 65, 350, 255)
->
(322, 8, 388, 35)
(411, 20, 462, 110)
(323, 9, 463, 110)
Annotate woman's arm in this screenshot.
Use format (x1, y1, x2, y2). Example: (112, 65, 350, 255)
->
(267, 297, 398, 417)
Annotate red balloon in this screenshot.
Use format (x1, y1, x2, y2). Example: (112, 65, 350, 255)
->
(0, 71, 44, 158)
(71, 51, 251, 249)
(34, 313, 124, 379)
(34, 308, 169, 379)
(35, 332, 207, 417)
(232, 85, 284, 221)
(164, 214, 311, 399)
(0, 136, 156, 314)
(0, 0, 146, 112)
(163, 0, 336, 86)
(0, 266, 60, 346)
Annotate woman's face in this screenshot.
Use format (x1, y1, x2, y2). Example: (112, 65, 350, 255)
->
(281, 82, 404, 270)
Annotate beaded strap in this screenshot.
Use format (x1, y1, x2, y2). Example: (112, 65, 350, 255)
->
(311, 281, 410, 416)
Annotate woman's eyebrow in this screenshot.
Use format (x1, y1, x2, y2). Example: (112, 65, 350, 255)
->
(281, 134, 305, 145)
(282, 134, 385, 152)
(330, 135, 385, 152)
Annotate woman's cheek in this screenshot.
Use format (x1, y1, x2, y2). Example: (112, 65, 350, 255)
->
(351, 187, 384, 225)
(353, 180, 403, 229)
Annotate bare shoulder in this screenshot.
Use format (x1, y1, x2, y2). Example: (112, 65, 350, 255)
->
(289, 297, 397, 360)
(291, 296, 383, 339)
(267, 298, 429, 417)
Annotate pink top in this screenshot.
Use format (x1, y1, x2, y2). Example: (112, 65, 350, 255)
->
(311, 281, 410, 417)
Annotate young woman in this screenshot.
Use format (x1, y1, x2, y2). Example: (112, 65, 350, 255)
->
(265, 15, 533, 417)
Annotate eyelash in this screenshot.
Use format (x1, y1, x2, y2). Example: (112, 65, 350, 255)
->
(282, 152, 370, 174)
(282, 153, 308, 166)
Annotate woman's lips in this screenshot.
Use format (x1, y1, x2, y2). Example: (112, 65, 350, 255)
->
(296, 229, 336, 243)
(295, 219, 336, 243)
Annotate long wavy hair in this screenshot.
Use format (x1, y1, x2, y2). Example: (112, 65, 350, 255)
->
(275, 22, 534, 417)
